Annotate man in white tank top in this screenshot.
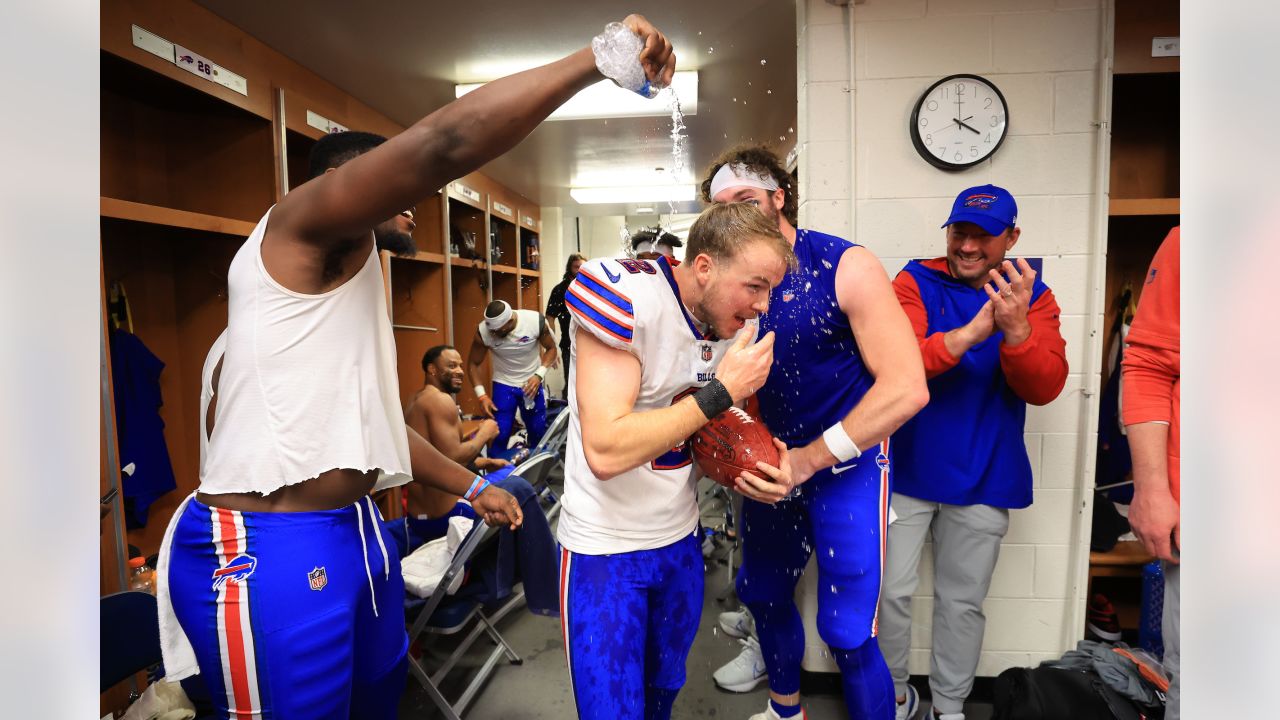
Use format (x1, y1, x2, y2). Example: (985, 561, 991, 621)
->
(557, 203, 797, 720)
(467, 300, 558, 455)
(159, 16, 677, 719)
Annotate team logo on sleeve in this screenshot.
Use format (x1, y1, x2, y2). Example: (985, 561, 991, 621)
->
(876, 452, 890, 472)
(211, 554, 257, 590)
(701, 344, 714, 362)
(308, 566, 328, 591)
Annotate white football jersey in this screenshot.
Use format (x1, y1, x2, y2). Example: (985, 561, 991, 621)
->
(557, 257, 756, 555)
(478, 308, 544, 387)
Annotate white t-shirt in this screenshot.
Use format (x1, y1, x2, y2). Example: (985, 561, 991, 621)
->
(556, 257, 753, 555)
(478, 308, 544, 387)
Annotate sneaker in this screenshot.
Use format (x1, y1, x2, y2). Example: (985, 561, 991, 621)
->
(713, 636, 768, 693)
(1086, 593, 1122, 642)
(718, 607, 755, 639)
(895, 684, 920, 720)
(930, 710, 964, 720)
(748, 700, 806, 720)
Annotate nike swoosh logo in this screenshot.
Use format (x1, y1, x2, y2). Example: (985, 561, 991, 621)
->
(603, 264, 621, 283)
(831, 461, 857, 475)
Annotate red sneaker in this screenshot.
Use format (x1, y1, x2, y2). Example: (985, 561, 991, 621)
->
(1087, 593, 1122, 642)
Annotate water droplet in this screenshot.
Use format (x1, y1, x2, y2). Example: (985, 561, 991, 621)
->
(732, 97, 737, 103)
(767, 90, 773, 95)
(698, 31, 703, 35)
(760, 59, 768, 65)
(828, 547, 836, 557)
(821, 259, 833, 269)
(708, 47, 715, 54)
(789, 127, 795, 133)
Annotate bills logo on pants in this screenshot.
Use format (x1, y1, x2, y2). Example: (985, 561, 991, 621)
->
(211, 554, 257, 590)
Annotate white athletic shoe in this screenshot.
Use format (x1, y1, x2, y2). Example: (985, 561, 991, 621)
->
(718, 607, 755, 639)
(747, 700, 806, 720)
(931, 709, 965, 720)
(896, 684, 920, 720)
(713, 636, 768, 693)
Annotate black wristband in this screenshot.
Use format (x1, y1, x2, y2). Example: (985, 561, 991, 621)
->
(693, 378, 733, 420)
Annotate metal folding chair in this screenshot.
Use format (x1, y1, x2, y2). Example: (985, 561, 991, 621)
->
(403, 521, 524, 720)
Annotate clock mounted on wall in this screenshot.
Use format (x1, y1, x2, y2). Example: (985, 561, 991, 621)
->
(910, 74, 1009, 171)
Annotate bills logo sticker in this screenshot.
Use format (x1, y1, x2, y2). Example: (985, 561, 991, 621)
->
(701, 344, 714, 362)
(211, 554, 257, 590)
(308, 566, 328, 591)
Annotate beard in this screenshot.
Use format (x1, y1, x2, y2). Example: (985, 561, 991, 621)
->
(376, 229, 416, 257)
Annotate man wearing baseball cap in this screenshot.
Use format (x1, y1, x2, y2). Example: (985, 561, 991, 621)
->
(879, 185, 1069, 720)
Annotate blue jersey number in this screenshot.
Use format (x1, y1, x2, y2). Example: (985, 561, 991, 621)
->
(653, 387, 698, 470)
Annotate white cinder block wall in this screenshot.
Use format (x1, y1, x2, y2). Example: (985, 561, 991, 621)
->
(796, 0, 1108, 676)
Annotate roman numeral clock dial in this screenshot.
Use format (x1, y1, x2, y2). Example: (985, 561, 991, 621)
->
(910, 74, 1009, 171)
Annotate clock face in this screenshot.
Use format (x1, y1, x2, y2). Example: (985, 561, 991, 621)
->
(910, 74, 1009, 171)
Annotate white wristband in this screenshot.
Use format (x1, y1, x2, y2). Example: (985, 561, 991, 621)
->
(822, 422, 861, 463)
(474, 385, 487, 398)
(534, 366, 547, 380)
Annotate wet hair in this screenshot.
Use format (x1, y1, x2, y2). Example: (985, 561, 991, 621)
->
(308, 131, 387, 179)
(422, 344, 455, 373)
(699, 143, 798, 226)
(685, 202, 796, 270)
(563, 253, 587, 280)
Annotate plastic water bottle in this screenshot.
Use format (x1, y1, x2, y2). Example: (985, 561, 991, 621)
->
(591, 22, 659, 98)
(128, 556, 155, 594)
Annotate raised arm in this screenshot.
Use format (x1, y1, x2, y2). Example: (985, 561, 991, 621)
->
(269, 16, 674, 252)
(793, 247, 929, 482)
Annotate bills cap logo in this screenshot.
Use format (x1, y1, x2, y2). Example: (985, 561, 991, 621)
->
(308, 566, 328, 591)
(963, 193, 998, 209)
(701, 344, 714, 362)
(211, 554, 257, 590)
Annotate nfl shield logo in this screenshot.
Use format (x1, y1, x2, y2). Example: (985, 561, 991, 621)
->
(308, 566, 328, 591)
(701, 344, 713, 362)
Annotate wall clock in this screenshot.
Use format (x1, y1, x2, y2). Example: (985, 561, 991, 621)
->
(910, 74, 1009, 171)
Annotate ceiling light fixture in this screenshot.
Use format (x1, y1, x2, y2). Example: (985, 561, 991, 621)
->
(633, 207, 655, 214)
(456, 71, 698, 121)
(569, 185, 696, 205)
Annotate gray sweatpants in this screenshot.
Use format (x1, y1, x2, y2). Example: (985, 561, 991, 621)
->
(878, 493, 1010, 715)
(1163, 560, 1180, 720)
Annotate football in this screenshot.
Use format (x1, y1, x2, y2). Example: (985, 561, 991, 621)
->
(690, 406, 780, 488)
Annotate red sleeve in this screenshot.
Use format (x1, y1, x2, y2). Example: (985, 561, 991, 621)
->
(999, 288, 1069, 406)
(1122, 228, 1180, 426)
(892, 270, 960, 379)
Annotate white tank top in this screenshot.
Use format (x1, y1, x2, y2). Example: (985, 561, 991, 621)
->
(478, 309, 543, 387)
(199, 329, 227, 475)
(200, 207, 412, 495)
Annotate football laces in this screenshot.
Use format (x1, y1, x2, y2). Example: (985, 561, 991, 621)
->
(727, 406, 753, 424)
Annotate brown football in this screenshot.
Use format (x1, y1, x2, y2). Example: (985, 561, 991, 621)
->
(690, 406, 780, 488)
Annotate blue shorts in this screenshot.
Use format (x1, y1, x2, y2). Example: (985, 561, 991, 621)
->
(167, 496, 408, 719)
(492, 381, 548, 453)
(737, 440, 892, 649)
(559, 531, 702, 719)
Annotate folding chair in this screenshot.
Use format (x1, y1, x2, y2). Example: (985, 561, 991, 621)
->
(101, 590, 162, 702)
(510, 450, 563, 522)
(532, 405, 570, 459)
(404, 521, 524, 720)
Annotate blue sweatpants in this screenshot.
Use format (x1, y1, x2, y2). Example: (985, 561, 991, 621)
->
(491, 381, 548, 453)
(560, 530, 703, 720)
(737, 440, 893, 718)
(168, 496, 408, 719)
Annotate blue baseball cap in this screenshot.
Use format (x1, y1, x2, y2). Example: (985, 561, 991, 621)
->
(941, 184, 1018, 236)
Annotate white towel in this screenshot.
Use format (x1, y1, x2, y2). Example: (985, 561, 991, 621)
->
(120, 677, 195, 720)
(156, 494, 199, 682)
(400, 516, 474, 598)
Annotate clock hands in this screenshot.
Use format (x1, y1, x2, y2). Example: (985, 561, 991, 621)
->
(953, 115, 981, 134)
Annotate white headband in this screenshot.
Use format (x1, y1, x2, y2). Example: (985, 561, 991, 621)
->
(484, 301, 513, 329)
(708, 162, 781, 200)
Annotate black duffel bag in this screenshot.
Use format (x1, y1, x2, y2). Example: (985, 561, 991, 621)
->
(993, 666, 1159, 720)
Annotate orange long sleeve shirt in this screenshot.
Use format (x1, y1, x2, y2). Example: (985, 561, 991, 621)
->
(1121, 227, 1180, 503)
(892, 257, 1069, 406)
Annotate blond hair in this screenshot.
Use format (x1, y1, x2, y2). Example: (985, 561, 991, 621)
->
(685, 202, 797, 270)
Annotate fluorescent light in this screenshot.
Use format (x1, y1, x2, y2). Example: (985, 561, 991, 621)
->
(570, 185, 696, 204)
(456, 71, 697, 121)
(633, 207, 655, 214)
